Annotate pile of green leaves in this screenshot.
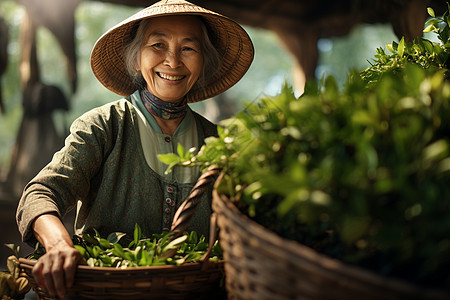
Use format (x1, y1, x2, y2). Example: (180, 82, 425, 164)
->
(30, 225, 222, 268)
(160, 5, 450, 289)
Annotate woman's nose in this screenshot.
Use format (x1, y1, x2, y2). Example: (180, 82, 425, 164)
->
(164, 50, 182, 68)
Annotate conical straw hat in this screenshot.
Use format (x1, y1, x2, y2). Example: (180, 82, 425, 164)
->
(91, 0, 254, 102)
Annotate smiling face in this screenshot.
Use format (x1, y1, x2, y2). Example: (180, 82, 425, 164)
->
(137, 16, 204, 102)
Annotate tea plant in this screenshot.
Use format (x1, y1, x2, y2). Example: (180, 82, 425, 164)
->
(361, 4, 449, 83)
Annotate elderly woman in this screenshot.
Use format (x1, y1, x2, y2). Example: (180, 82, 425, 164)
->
(16, 0, 253, 297)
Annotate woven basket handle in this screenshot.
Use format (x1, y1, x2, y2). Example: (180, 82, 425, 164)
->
(161, 165, 221, 258)
(170, 164, 221, 235)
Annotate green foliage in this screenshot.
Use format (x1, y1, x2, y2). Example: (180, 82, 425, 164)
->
(31, 225, 222, 268)
(160, 4, 450, 289)
(4, 244, 19, 258)
(1, 245, 31, 298)
(158, 144, 198, 174)
(361, 3, 450, 84)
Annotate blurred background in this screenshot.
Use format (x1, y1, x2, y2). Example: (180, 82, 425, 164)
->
(0, 0, 445, 269)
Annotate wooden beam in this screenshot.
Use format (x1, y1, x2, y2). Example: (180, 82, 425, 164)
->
(18, 8, 39, 90)
(16, 0, 81, 93)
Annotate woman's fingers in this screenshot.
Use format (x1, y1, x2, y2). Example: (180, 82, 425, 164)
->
(51, 254, 66, 298)
(31, 260, 46, 292)
(64, 249, 83, 289)
(33, 251, 63, 298)
(32, 246, 82, 298)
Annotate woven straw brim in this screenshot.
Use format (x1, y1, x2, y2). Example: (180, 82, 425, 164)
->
(90, 1, 254, 103)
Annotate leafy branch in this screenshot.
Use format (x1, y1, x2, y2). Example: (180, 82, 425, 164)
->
(361, 3, 450, 84)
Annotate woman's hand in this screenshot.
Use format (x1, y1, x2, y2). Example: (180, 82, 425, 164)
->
(32, 241, 83, 298)
(32, 213, 84, 298)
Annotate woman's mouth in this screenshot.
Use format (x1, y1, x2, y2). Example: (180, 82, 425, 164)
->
(157, 72, 185, 81)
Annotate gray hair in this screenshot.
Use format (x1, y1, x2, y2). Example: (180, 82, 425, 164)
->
(123, 17, 222, 94)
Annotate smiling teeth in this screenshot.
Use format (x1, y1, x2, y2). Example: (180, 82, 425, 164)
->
(159, 73, 184, 81)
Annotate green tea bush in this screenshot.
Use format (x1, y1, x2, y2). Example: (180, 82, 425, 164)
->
(361, 5, 449, 83)
(160, 4, 450, 289)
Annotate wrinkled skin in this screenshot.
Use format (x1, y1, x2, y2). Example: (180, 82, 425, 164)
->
(32, 214, 84, 298)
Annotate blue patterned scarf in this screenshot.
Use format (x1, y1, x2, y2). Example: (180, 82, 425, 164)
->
(140, 89, 188, 120)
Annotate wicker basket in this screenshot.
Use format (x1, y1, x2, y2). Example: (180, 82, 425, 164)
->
(19, 166, 225, 300)
(19, 258, 223, 300)
(212, 179, 450, 300)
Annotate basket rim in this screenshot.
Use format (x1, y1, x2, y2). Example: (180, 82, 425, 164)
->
(212, 188, 450, 298)
(19, 257, 224, 274)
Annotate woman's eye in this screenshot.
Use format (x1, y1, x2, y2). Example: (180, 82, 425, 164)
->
(152, 43, 163, 48)
(183, 46, 199, 52)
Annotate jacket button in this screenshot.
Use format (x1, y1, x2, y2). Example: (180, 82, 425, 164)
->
(164, 136, 171, 143)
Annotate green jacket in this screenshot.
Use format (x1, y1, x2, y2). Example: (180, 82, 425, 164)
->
(16, 98, 217, 245)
